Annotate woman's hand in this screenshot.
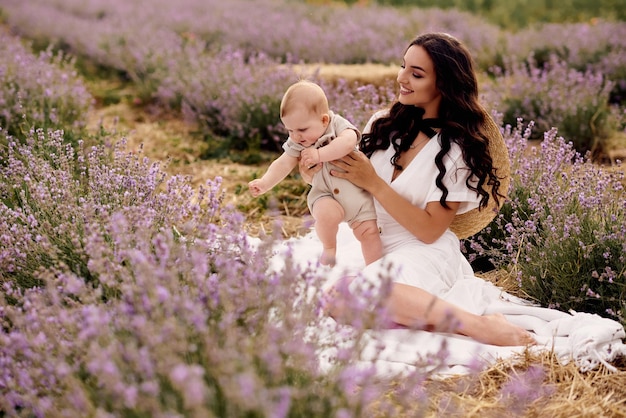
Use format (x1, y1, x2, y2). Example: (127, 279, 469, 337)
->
(298, 157, 322, 185)
(329, 150, 380, 192)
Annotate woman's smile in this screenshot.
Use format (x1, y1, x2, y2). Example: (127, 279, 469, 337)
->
(396, 45, 441, 116)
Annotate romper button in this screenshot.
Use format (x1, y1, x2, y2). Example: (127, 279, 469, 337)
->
(333, 188, 340, 194)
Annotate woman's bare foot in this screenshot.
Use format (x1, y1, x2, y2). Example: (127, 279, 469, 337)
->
(474, 314, 536, 347)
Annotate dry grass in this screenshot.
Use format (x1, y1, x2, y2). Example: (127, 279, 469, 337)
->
(85, 65, 626, 418)
(291, 62, 399, 86)
(419, 351, 626, 418)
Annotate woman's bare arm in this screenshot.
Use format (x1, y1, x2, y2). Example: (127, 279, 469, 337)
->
(329, 150, 458, 243)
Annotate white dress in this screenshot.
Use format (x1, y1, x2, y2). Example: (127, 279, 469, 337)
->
(356, 133, 486, 305)
(268, 115, 626, 376)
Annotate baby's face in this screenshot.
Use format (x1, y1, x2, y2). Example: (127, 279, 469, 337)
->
(281, 106, 329, 148)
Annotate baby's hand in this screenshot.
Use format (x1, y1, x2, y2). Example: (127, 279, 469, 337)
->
(301, 148, 320, 168)
(248, 179, 267, 197)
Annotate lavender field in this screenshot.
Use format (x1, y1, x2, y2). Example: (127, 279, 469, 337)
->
(1, 0, 626, 416)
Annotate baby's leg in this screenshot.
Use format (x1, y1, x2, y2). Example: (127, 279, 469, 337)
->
(351, 219, 383, 265)
(311, 197, 344, 266)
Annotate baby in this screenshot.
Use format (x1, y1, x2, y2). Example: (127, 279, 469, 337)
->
(248, 80, 382, 266)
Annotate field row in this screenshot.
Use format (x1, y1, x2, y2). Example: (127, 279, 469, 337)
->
(1, 0, 625, 157)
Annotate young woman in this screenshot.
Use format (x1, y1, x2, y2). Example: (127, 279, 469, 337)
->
(301, 32, 534, 346)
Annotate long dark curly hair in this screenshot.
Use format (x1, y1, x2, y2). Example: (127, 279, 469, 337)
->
(360, 32, 503, 210)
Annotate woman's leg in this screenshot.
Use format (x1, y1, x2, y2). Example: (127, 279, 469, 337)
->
(311, 197, 345, 266)
(388, 283, 535, 346)
(323, 280, 534, 347)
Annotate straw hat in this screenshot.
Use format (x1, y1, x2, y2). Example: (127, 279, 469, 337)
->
(449, 113, 510, 239)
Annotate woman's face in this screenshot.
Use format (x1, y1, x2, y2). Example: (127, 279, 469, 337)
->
(397, 45, 442, 117)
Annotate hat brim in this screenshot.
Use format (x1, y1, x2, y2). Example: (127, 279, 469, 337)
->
(449, 113, 510, 239)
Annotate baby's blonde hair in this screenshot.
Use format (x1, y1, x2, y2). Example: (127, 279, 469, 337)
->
(280, 80, 329, 119)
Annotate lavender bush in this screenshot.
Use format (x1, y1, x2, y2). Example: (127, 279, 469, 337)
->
(159, 45, 298, 153)
(0, 0, 504, 148)
(592, 47, 626, 105)
(502, 21, 626, 104)
(158, 46, 397, 154)
(502, 21, 626, 71)
(465, 119, 626, 324)
(0, 0, 501, 66)
(0, 32, 92, 139)
(0, 129, 165, 285)
(0, 127, 454, 416)
(2, 0, 623, 154)
(482, 55, 618, 156)
(320, 78, 398, 135)
(0, 0, 184, 100)
(496, 20, 626, 139)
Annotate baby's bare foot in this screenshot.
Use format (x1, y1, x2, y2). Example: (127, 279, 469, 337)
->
(320, 250, 336, 267)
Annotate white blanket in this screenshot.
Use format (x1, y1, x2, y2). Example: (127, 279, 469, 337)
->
(268, 224, 626, 377)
